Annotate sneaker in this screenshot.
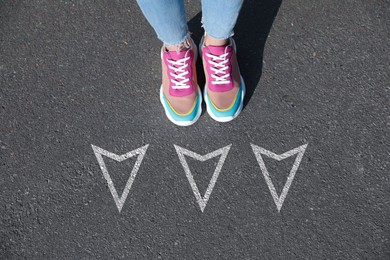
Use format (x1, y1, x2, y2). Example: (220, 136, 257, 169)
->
(159, 38, 202, 126)
(200, 36, 245, 122)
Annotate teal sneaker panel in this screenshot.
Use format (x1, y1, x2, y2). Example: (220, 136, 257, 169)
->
(205, 84, 243, 118)
(161, 91, 201, 122)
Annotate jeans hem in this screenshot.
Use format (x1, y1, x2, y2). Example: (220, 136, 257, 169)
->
(159, 31, 191, 47)
(203, 30, 235, 41)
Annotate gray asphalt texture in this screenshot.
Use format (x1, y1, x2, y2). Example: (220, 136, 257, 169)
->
(1, 0, 389, 259)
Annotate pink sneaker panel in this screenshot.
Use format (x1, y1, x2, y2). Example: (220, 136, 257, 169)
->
(202, 45, 234, 92)
(162, 49, 195, 97)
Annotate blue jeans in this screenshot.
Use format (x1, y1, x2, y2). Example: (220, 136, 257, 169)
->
(136, 0, 244, 46)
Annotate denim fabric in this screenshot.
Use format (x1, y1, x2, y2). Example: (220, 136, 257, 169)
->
(136, 0, 244, 45)
(136, 0, 189, 46)
(201, 0, 244, 40)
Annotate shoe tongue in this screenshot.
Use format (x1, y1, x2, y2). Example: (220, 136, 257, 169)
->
(205, 45, 232, 56)
(167, 49, 190, 60)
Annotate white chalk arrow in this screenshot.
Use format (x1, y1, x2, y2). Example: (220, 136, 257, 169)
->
(174, 144, 232, 212)
(91, 144, 149, 213)
(251, 143, 308, 212)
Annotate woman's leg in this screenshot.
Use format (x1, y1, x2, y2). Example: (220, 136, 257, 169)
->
(136, 0, 201, 126)
(201, 0, 244, 45)
(200, 0, 245, 122)
(136, 0, 189, 47)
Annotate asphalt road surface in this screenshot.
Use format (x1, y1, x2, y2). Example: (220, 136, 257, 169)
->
(1, 0, 389, 259)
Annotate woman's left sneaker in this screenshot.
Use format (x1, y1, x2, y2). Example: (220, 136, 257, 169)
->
(200, 36, 245, 122)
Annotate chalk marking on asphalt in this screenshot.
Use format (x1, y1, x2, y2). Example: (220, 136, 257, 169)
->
(174, 144, 232, 212)
(91, 144, 149, 213)
(250, 143, 308, 212)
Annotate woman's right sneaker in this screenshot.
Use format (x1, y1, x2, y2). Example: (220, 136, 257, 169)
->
(159, 37, 202, 126)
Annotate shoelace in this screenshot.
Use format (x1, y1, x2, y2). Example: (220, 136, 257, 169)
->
(206, 52, 231, 85)
(167, 56, 191, 89)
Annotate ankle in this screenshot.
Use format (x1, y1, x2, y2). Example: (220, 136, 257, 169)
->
(165, 44, 182, 52)
(204, 34, 228, 46)
(164, 37, 192, 52)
